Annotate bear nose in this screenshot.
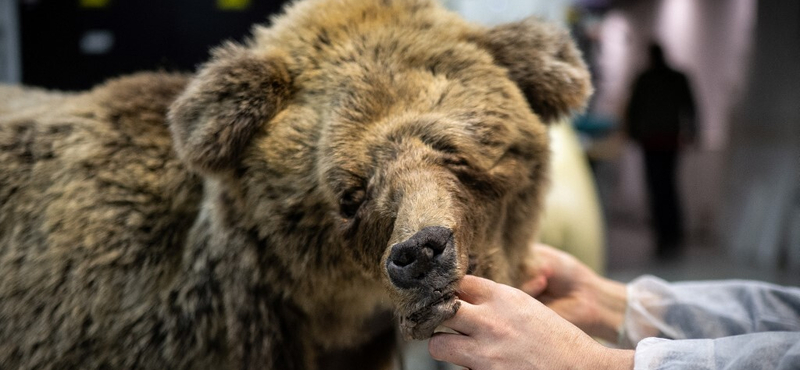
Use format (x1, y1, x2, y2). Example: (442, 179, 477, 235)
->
(386, 226, 455, 289)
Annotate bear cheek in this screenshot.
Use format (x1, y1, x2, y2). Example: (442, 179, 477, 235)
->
(341, 213, 396, 281)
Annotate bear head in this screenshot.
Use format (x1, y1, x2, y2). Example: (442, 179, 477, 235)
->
(168, 0, 591, 340)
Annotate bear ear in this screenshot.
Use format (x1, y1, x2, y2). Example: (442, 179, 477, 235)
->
(475, 17, 593, 123)
(168, 42, 291, 173)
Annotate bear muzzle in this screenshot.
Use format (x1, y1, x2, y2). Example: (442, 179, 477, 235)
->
(386, 226, 456, 289)
(386, 226, 462, 340)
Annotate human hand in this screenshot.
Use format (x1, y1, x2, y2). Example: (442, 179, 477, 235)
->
(428, 275, 633, 370)
(520, 244, 627, 343)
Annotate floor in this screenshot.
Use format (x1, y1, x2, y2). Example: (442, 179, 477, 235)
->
(605, 209, 800, 286)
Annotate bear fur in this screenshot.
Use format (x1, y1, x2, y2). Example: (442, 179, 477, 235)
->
(0, 0, 591, 369)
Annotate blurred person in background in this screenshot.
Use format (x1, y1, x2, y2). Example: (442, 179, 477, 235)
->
(429, 245, 800, 370)
(625, 43, 697, 260)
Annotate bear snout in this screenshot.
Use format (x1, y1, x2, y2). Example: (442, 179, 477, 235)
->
(386, 226, 456, 290)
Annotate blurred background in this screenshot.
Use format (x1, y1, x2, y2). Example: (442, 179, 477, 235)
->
(441, 0, 800, 287)
(1, 0, 798, 368)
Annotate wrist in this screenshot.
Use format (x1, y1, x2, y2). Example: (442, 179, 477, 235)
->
(590, 277, 628, 343)
(598, 348, 635, 370)
(576, 340, 634, 370)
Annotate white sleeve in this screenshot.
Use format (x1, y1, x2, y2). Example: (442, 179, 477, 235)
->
(619, 275, 800, 347)
(633, 333, 800, 370)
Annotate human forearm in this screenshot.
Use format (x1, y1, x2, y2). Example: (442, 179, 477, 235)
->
(623, 276, 800, 343)
(634, 333, 800, 370)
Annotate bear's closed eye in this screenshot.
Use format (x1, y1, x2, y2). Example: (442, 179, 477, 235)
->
(340, 188, 366, 219)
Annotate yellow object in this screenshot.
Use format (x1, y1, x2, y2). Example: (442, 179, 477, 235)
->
(538, 122, 606, 274)
(217, 0, 251, 11)
(80, 0, 110, 8)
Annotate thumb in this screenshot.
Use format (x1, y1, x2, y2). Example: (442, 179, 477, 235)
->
(520, 274, 548, 297)
(456, 275, 496, 304)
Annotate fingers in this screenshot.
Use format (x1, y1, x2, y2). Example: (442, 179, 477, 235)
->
(537, 293, 555, 306)
(439, 300, 480, 335)
(456, 275, 496, 304)
(531, 244, 564, 274)
(447, 280, 535, 336)
(445, 276, 501, 336)
(520, 243, 564, 295)
(428, 332, 477, 367)
(533, 243, 560, 256)
(520, 274, 548, 296)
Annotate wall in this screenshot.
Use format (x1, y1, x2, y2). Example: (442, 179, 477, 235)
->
(721, 0, 800, 269)
(0, 0, 21, 83)
(593, 0, 756, 243)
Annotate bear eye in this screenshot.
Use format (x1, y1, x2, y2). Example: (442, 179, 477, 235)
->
(442, 154, 470, 168)
(339, 188, 365, 219)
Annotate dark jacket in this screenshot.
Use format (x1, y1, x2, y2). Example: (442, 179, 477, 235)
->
(626, 65, 697, 150)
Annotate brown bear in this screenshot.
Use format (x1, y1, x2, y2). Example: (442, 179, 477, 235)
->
(0, 0, 591, 369)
